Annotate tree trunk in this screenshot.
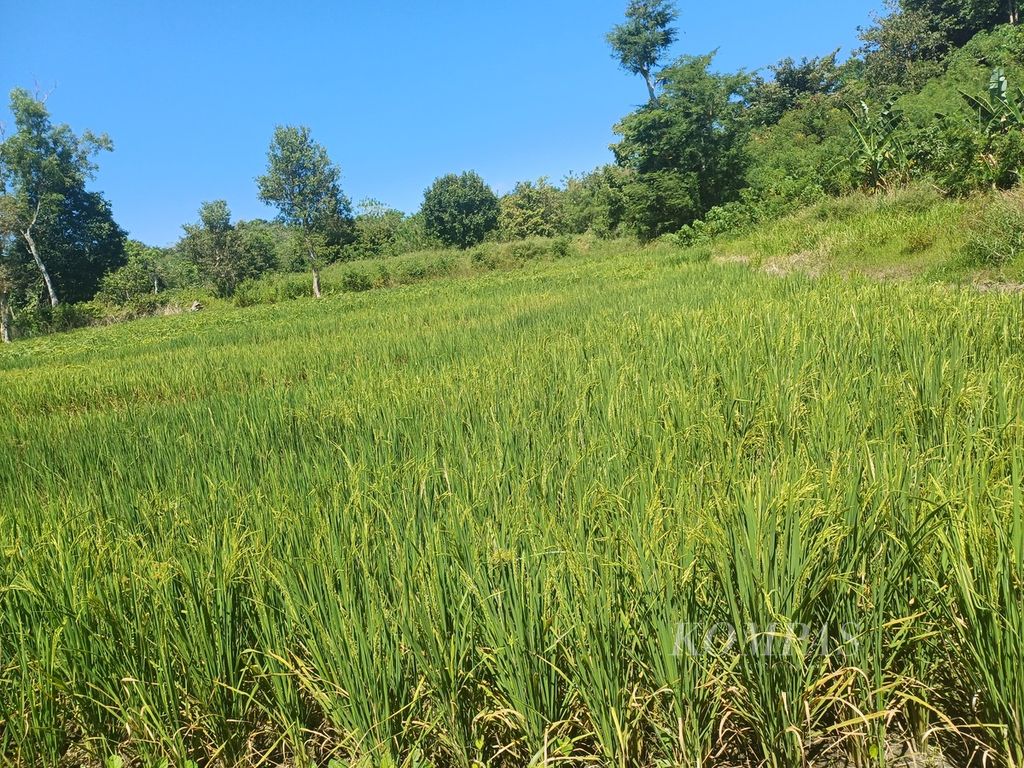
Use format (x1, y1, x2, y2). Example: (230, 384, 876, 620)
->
(311, 265, 322, 299)
(0, 289, 11, 344)
(22, 226, 59, 307)
(642, 69, 658, 105)
(307, 247, 322, 299)
(1011, 0, 1020, 25)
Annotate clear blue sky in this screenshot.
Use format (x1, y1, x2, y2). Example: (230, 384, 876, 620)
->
(1, 0, 884, 246)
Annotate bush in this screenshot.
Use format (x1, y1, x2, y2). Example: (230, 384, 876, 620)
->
(550, 237, 573, 259)
(341, 267, 374, 292)
(508, 240, 548, 262)
(234, 273, 313, 306)
(470, 248, 496, 270)
(498, 179, 564, 240)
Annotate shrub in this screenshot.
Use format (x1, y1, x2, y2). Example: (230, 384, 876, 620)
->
(234, 273, 312, 306)
(550, 237, 573, 259)
(498, 179, 564, 240)
(470, 248, 496, 270)
(341, 267, 374, 293)
(508, 240, 548, 262)
(50, 302, 105, 331)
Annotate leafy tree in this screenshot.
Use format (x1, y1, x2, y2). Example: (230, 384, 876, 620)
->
(612, 53, 752, 237)
(421, 172, 499, 248)
(498, 178, 564, 240)
(746, 94, 857, 199)
(351, 199, 406, 259)
(349, 199, 435, 259)
(179, 201, 277, 297)
(391, 212, 436, 254)
(607, 0, 679, 103)
(858, 0, 1019, 96)
(900, 0, 1017, 46)
(0, 273, 10, 342)
(561, 166, 631, 237)
(748, 51, 843, 126)
(0, 88, 125, 307)
(98, 241, 161, 304)
(256, 125, 353, 298)
(0, 247, 12, 342)
(858, 3, 950, 93)
(621, 168, 702, 240)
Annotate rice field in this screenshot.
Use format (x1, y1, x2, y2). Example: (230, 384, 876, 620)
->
(1, 243, 1023, 767)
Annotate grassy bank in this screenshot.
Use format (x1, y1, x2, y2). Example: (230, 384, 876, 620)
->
(714, 186, 1024, 286)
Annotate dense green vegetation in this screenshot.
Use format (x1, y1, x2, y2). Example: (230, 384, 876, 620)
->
(2, 244, 1024, 767)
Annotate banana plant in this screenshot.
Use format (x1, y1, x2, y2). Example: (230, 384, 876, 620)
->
(960, 67, 1024, 134)
(846, 96, 910, 191)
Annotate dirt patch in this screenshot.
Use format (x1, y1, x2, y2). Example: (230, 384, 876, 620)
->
(760, 250, 826, 278)
(974, 279, 1024, 293)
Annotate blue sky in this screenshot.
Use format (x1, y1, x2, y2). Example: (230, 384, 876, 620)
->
(1, 0, 884, 246)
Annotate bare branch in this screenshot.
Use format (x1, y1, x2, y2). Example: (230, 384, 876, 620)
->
(32, 79, 57, 104)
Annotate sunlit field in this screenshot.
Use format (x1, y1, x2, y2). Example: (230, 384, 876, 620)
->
(2, 244, 1023, 767)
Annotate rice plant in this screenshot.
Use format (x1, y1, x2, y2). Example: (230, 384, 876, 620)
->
(2, 242, 1023, 766)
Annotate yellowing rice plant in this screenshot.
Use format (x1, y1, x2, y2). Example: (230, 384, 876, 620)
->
(1, 243, 1023, 767)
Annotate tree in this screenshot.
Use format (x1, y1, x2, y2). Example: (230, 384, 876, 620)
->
(179, 201, 277, 297)
(900, 0, 1017, 45)
(0, 257, 11, 343)
(0, 282, 10, 342)
(858, 3, 951, 93)
(607, 0, 679, 104)
(561, 166, 631, 237)
(498, 179, 564, 240)
(256, 126, 353, 298)
(98, 240, 196, 305)
(858, 0, 1019, 93)
(350, 199, 433, 259)
(0, 88, 125, 307)
(421, 172, 499, 248)
(748, 51, 843, 127)
(612, 53, 752, 237)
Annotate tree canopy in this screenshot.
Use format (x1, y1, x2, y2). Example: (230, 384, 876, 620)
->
(0, 88, 125, 307)
(179, 201, 277, 297)
(606, 0, 679, 103)
(421, 172, 499, 249)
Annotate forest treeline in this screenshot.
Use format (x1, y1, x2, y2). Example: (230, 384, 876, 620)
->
(1, 0, 1023, 341)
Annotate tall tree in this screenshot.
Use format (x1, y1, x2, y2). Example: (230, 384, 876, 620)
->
(612, 53, 752, 238)
(0, 88, 124, 307)
(606, 0, 679, 103)
(747, 51, 842, 127)
(256, 126, 352, 298)
(0, 209, 12, 342)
